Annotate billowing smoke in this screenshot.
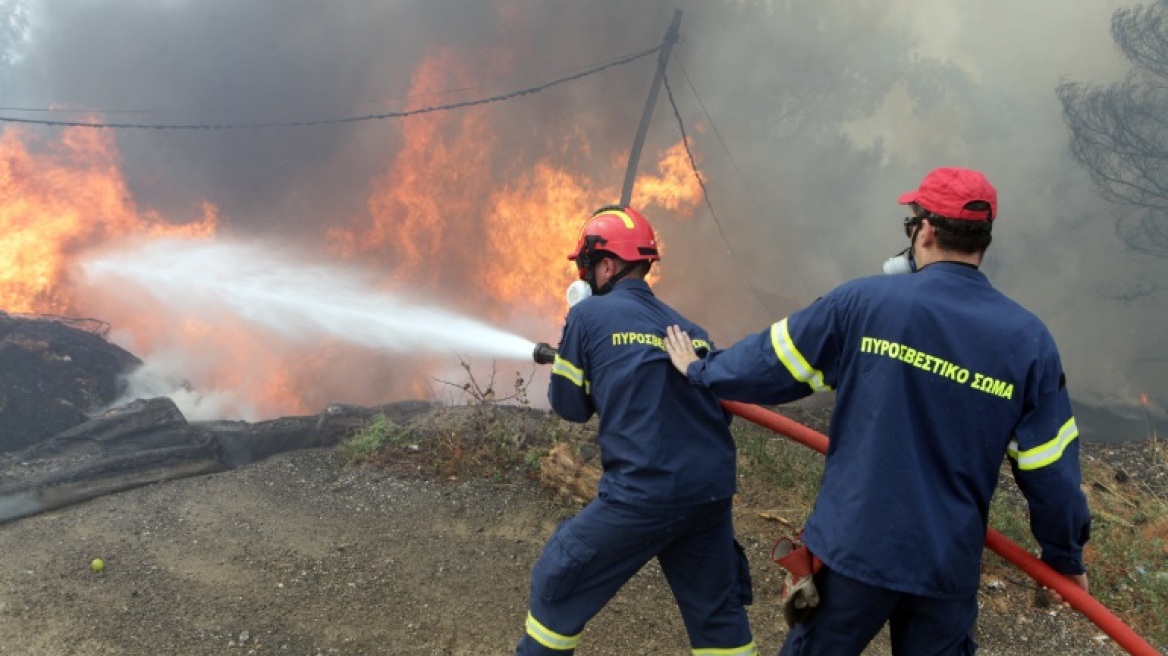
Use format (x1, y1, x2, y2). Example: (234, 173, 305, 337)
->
(3, 0, 1164, 436)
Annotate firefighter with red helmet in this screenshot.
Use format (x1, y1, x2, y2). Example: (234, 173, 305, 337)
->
(515, 206, 757, 655)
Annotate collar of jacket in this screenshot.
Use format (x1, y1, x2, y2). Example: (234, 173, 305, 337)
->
(610, 278, 654, 295)
(918, 260, 987, 282)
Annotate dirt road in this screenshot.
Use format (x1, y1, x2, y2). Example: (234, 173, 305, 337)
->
(0, 447, 1132, 655)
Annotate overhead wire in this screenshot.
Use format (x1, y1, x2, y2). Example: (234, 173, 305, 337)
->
(0, 45, 661, 130)
(0, 51, 666, 118)
(0, 83, 491, 116)
(661, 71, 777, 318)
(669, 49, 816, 303)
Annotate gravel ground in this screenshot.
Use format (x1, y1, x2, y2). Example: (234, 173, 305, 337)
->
(0, 437, 1160, 656)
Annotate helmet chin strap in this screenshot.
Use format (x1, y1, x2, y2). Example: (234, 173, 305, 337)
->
(588, 261, 640, 296)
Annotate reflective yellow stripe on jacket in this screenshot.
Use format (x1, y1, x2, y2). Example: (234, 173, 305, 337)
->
(770, 318, 830, 392)
(552, 354, 590, 394)
(1008, 417, 1079, 471)
(525, 612, 581, 651)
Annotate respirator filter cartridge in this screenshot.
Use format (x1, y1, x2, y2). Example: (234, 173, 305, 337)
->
(566, 279, 593, 307)
(882, 253, 913, 276)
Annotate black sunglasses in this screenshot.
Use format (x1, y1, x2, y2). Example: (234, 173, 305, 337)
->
(902, 215, 927, 238)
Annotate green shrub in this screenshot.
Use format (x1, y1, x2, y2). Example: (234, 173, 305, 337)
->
(340, 413, 407, 461)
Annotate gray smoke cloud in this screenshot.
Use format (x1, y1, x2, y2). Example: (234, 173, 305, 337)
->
(4, 0, 1165, 436)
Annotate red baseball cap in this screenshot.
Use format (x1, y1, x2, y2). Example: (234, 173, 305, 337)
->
(898, 167, 997, 221)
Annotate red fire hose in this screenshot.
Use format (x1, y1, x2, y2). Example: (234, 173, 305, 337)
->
(720, 400, 1162, 656)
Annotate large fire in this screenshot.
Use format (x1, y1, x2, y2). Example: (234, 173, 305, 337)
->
(328, 48, 703, 324)
(0, 127, 218, 314)
(0, 48, 703, 419)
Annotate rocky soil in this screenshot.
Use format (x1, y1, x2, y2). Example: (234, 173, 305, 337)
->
(0, 423, 1162, 656)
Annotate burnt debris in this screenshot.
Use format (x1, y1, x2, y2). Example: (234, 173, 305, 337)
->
(0, 312, 141, 452)
(0, 312, 434, 524)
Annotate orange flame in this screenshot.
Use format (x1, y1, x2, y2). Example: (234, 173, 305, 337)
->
(0, 127, 312, 415)
(327, 48, 504, 280)
(329, 48, 705, 327)
(1, 45, 707, 419)
(0, 128, 327, 416)
(1141, 392, 1150, 407)
(632, 140, 703, 213)
(0, 127, 217, 314)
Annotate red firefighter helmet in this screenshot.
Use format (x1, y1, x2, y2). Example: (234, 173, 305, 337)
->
(567, 206, 660, 278)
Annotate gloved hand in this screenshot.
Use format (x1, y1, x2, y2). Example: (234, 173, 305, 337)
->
(780, 568, 820, 627)
(771, 537, 822, 627)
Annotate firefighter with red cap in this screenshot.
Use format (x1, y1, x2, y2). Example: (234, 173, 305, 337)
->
(515, 206, 757, 655)
(664, 167, 1091, 655)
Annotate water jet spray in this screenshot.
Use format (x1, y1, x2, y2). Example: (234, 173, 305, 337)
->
(81, 238, 540, 361)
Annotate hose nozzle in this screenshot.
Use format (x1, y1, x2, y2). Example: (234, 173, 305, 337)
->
(533, 342, 557, 365)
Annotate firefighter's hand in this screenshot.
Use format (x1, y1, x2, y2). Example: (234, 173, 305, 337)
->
(664, 325, 699, 375)
(1036, 572, 1089, 608)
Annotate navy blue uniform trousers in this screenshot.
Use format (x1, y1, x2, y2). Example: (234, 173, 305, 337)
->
(779, 567, 978, 656)
(516, 496, 753, 654)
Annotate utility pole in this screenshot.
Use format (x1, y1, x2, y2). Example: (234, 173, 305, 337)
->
(619, 9, 683, 207)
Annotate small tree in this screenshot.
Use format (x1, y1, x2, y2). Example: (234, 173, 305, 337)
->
(1057, 0, 1168, 257)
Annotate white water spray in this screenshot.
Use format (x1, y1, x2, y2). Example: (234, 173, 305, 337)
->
(81, 238, 538, 360)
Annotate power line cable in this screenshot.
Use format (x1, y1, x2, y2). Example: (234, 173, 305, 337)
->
(0, 85, 504, 116)
(670, 50, 815, 302)
(0, 45, 661, 131)
(1, 54, 661, 117)
(662, 69, 777, 317)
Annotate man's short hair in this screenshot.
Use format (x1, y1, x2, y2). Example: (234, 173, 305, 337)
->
(925, 201, 993, 253)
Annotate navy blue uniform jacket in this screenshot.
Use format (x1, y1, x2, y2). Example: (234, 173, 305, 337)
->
(549, 279, 738, 508)
(686, 262, 1090, 598)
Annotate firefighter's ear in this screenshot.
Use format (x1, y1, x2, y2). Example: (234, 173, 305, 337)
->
(918, 219, 939, 248)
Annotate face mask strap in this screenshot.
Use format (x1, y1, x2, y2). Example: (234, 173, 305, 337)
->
(899, 245, 917, 273)
(903, 216, 923, 272)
